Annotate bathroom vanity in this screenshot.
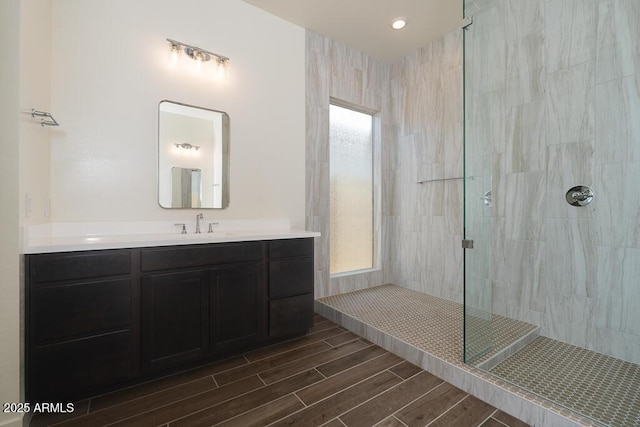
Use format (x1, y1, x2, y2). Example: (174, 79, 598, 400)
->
(24, 222, 318, 403)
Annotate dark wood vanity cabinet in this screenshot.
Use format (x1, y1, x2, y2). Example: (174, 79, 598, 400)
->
(141, 270, 210, 372)
(268, 239, 314, 338)
(211, 262, 265, 354)
(26, 238, 313, 402)
(139, 242, 265, 372)
(140, 261, 268, 372)
(26, 250, 135, 403)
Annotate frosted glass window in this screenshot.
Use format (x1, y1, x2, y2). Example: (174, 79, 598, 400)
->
(330, 104, 373, 274)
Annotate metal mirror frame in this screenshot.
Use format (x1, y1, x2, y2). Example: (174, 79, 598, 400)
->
(157, 100, 230, 209)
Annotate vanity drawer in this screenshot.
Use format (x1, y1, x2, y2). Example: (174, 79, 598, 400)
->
(268, 238, 313, 259)
(28, 250, 131, 284)
(32, 278, 131, 344)
(31, 331, 131, 402)
(269, 293, 314, 337)
(141, 242, 263, 272)
(269, 258, 313, 299)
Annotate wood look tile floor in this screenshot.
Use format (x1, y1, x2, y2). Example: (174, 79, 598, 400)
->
(32, 315, 530, 427)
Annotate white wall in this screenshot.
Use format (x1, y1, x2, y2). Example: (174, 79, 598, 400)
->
(19, 0, 52, 227)
(49, 0, 306, 227)
(0, 0, 23, 424)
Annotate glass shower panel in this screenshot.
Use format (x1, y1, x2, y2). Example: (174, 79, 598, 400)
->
(462, 0, 640, 425)
(462, 0, 494, 364)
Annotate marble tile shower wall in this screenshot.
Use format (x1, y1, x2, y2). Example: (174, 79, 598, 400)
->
(306, 29, 463, 302)
(306, 31, 393, 299)
(466, 0, 640, 364)
(388, 30, 465, 303)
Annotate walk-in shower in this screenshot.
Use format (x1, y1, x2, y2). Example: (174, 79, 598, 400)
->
(463, 0, 640, 425)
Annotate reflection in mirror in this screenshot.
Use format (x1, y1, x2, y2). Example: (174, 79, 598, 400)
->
(158, 101, 229, 209)
(172, 167, 202, 208)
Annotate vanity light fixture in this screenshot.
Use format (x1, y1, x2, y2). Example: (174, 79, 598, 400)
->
(391, 17, 407, 30)
(174, 143, 200, 151)
(167, 38, 229, 77)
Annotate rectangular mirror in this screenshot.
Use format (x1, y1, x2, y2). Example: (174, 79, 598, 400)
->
(158, 100, 229, 209)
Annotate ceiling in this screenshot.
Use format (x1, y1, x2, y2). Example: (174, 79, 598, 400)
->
(241, 0, 463, 63)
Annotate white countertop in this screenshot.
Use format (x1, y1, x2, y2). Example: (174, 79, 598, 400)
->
(24, 220, 320, 254)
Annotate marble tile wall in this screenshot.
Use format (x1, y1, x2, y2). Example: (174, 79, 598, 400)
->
(387, 30, 465, 303)
(466, 0, 640, 364)
(306, 31, 392, 298)
(306, 28, 463, 301)
(307, 0, 640, 365)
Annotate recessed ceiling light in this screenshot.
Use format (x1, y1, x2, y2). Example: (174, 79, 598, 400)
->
(391, 17, 407, 30)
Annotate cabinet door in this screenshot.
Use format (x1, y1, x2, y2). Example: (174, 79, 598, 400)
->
(141, 270, 209, 372)
(269, 293, 314, 338)
(210, 263, 265, 354)
(32, 331, 131, 402)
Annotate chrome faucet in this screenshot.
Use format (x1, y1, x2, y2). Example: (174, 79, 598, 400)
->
(195, 213, 203, 234)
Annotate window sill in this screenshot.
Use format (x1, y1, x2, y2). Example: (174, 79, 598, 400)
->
(330, 267, 382, 279)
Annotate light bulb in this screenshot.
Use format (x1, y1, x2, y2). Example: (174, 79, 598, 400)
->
(169, 43, 180, 64)
(214, 59, 227, 80)
(194, 51, 204, 72)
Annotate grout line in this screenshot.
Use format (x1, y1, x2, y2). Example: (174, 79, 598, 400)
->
(257, 374, 268, 386)
(296, 358, 406, 408)
(244, 327, 345, 362)
(308, 323, 340, 334)
(336, 371, 448, 426)
(424, 395, 469, 426)
(476, 409, 500, 426)
(301, 358, 417, 423)
(211, 374, 219, 388)
(292, 392, 308, 408)
(486, 417, 510, 427)
(320, 368, 414, 423)
(322, 331, 360, 347)
(392, 415, 410, 427)
(88, 355, 252, 413)
(199, 364, 340, 427)
(210, 393, 300, 427)
(102, 374, 268, 427)
(82, 377, 208, 414)
(62, 375, 220, 426)
(373, 415, 410, 427)
(318, 351, 391, 379)
(265, 403, 307, 427)
(388, 382, 446, 421)
(254, 342, 371, 386)
(264, 371, 373, 427)
(387, 369, 406, 380)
